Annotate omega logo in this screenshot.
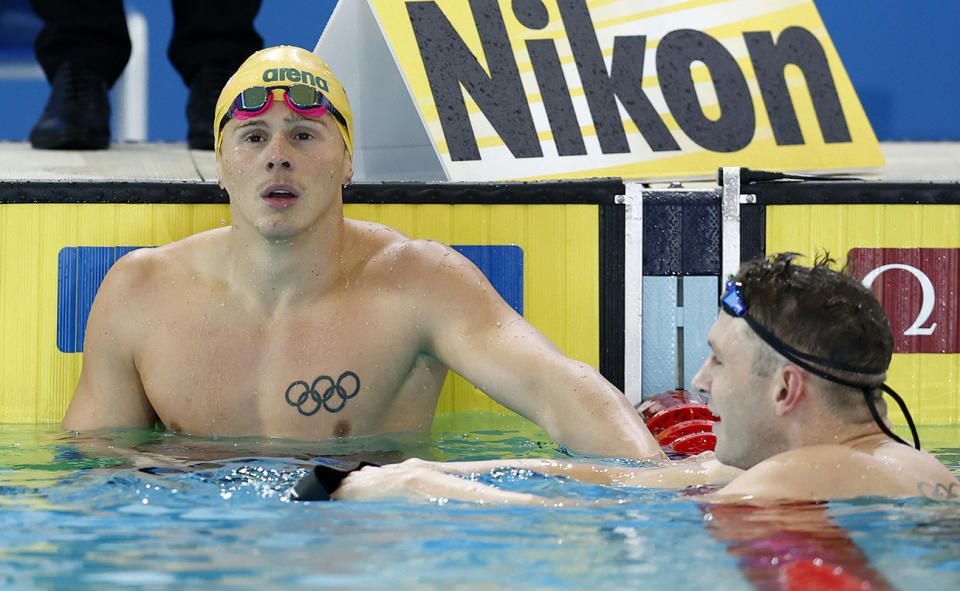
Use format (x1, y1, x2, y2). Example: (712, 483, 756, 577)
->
(861, 264, 937, 336)
(848, 247, 959, 354)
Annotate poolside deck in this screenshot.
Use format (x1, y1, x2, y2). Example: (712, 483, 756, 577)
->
(0, 141, 958, 184)
(0, 142, 217, 184)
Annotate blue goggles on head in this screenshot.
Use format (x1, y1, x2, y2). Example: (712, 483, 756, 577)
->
(720, 280, 920, 449)
(721, 280, 748, 317)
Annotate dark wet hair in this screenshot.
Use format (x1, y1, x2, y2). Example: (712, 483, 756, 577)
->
(733, 252, 894, 422)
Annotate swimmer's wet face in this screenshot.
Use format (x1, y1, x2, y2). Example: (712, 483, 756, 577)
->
(214, 46, 354, 241)
(692, 314, 788, 470)
(216, 93, 353, 241)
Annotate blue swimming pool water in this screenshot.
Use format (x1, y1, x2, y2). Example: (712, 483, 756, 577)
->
(1, 416, 958, 590)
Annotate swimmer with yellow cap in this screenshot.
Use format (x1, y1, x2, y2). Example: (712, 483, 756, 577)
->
(67, 45, 671, 464)
(214, 45, 353, 159)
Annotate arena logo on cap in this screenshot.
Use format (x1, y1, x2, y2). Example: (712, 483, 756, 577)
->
(848, 248, 960, 354)
(261, 68, 329, 92)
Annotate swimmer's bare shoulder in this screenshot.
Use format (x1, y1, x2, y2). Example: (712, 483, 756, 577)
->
(64, 229, 229, 431)
(108, 229, 229, 310)
(346, 218, 474, 275)
(346, 218, 511, 317)
(708, 442, 960, 503)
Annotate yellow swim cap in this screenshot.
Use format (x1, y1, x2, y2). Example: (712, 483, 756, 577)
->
(214, 45, 353, 159)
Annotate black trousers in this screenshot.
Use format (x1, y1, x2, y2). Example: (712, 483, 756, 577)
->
(30, 0, 263, 87)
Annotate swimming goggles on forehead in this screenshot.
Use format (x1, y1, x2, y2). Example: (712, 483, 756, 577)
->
(721, 280, 921, 449)
(218, 84, 348, 133)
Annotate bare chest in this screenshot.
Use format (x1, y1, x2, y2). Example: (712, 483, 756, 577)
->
(133, 297, 443, 438)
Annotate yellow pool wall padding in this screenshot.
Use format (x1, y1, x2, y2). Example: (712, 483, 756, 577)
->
(0, 202, 599, 426)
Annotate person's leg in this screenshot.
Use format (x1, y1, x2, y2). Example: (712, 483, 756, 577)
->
(29, 0, 130, 149)
(31, 0, 130, 85)
(168, 0, 263, 149)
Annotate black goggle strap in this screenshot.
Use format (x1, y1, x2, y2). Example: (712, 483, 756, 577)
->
(870, 384, 921, 450)
(738, 311, 921, 450)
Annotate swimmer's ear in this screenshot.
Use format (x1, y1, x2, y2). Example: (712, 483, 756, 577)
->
(215, 158, 225, 191)
(774, 364, 808, 416)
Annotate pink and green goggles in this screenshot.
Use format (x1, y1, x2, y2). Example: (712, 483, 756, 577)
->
(218, 84, 347, 133)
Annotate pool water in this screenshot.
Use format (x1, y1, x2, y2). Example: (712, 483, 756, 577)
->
(1, 416, 958, 590)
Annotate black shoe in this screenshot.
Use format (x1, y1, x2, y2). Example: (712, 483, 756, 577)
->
(187, 66, 233, 150)
(29, 63, 110, 150)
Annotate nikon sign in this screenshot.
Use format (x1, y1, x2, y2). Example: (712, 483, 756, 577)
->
(316, 0, 883, 182)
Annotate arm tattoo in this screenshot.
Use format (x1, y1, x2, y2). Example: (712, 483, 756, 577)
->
(917, 481, 960, 501)
(285, 371, 360, 416)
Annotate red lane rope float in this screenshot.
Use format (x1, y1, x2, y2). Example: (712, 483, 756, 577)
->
(636, 390, 718, 457)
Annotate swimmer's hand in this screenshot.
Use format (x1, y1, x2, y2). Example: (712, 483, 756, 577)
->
(331, 461, 555, 505)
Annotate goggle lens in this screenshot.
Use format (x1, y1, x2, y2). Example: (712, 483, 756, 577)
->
(238, 86, 270, 110)
(285, 84, 321, 109)
(721, 280, 747, 317)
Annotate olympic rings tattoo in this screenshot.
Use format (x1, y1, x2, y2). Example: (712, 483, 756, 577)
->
(917, 481, 960, 501)
(285, 371, 360, 416)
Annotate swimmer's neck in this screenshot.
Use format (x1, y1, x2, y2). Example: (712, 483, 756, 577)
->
(226, 218, 350, 307)
(814, 429, 891, 451)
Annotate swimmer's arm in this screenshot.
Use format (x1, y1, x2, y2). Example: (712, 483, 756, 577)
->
(418, 243, 661, 461)
(63, 253, 158, 431)
(333, 456, 743, 504)
(395, 455, 742, 488)
(332, 463, 555, 505)
(609, 455, 744, 488)
(391, 457, 626, 485)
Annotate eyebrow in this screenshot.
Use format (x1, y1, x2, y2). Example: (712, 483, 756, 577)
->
(276, 112, 332, 128)
(234, 119, 261, 131)
(232, 112, 326, 130)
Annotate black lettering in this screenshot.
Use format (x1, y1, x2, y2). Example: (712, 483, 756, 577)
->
(609, 35, 681, 152)
(526, 39, 585, 156)
(656, 29, 754, 152)
(512, 0, 549, 29)
(515, 0, 585, 156)
(556, 0, 678, 154)
(407, 0, 541, 161)
(744, 27, 851, 144)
